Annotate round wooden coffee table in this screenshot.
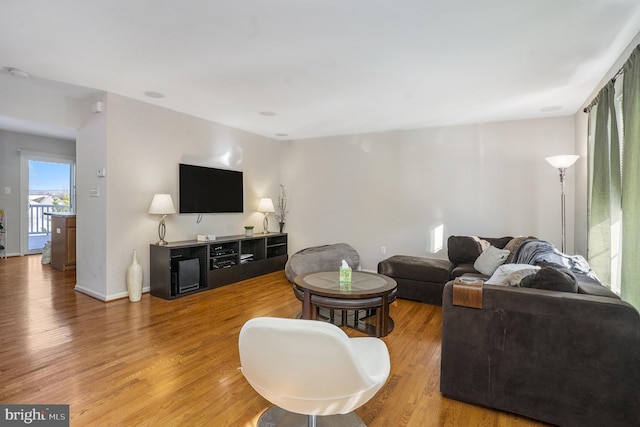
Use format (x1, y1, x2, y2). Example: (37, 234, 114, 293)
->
(293, 271, 397, 337)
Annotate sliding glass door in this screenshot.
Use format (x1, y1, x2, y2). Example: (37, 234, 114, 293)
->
(20, 152, 75, 254)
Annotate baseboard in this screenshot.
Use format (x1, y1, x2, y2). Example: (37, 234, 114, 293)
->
(1, 252, 21, 258)
(75, 285, 151, 302)
(74, 284, 107, 301)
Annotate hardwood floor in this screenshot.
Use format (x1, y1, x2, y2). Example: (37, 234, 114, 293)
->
(0, 256, 548, 426)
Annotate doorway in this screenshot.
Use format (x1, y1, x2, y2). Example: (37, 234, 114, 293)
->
(20, 152, 75, 254)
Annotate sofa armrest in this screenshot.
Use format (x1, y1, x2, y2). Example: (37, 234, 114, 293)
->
(441, 282, 640, 427)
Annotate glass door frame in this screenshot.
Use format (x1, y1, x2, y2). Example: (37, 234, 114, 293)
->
(19, 150, 76, 255)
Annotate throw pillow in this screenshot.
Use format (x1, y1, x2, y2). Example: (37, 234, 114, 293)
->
(522, 266, 578, 293)
(499, 267, 540, 287)
(485, 263, 540, 285)
(473, 246, 510, 276)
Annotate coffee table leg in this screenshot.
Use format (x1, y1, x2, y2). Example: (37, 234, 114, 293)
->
(303, 290, 312, 320)
(380, 293, 390, 337)
(375, 307, 382, 337)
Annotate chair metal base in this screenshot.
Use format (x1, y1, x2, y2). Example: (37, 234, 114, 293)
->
(257, 406, 366, 427)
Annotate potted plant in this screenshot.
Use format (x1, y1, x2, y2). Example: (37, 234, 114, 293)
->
(244, 225, 254, 237)
(275, 185, 289, 233)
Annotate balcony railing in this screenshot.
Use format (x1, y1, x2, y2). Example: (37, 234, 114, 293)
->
(29, 204, 71, 235)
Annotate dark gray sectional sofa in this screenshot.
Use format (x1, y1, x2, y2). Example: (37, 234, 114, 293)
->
(440, 278, 640, 427)
(377, 235, 513, 305)
(379, 235, 640, 426)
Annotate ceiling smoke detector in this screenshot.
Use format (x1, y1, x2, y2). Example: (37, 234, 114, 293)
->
(2, 67, 30, 78)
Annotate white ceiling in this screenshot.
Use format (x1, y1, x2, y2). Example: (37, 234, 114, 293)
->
(1, 0, 640, 141)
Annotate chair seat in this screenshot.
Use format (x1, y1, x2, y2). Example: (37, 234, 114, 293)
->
(239, 317, 391, 419)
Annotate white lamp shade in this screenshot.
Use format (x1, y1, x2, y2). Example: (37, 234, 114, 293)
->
(148, 194, 177, 215)
(545, 155, 579, 169)
(257, 198, 275, 213)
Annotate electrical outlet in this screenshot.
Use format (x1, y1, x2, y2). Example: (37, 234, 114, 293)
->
(380, 246, 386, 254)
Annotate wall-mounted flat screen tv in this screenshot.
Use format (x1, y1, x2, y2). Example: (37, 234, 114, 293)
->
(179, 163, 244, 213)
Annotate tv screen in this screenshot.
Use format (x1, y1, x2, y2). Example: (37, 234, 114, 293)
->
(179, 164, 244, 213)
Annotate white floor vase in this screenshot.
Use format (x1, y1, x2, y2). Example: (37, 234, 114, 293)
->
(127, 249, 143, 302)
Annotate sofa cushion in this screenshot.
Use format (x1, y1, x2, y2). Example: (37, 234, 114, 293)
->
(576, 274, 620, 299)
(448, 236, 487, 264)
(521, 266, 578, 293)
(473, 246, 510, 276)
(448, 235, 513, 265)
(451, 263, 481, 278)
(377, 255, 451, 283)
(485, 236, 515, 249)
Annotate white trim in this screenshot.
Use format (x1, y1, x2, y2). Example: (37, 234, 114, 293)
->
(74, 285, 151, 302)
(74, 284, 106, 301)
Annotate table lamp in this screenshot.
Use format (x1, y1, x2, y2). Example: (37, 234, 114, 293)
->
(258, 198, 275, 234)
(148, 193, 176, 245)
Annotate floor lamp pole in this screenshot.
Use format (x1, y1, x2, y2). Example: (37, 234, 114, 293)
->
(546, 154, 578, 255)
(559, 168, 567, 254)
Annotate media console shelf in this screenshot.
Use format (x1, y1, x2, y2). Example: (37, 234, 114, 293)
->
(150, 233, 288, 299)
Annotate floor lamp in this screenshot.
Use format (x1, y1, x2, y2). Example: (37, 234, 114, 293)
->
(545, 155, 579, 253)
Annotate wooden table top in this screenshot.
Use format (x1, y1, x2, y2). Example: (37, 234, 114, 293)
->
(294, 270, 396, 299)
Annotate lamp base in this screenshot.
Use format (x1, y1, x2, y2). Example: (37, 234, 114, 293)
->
(158, 218, 169, 245)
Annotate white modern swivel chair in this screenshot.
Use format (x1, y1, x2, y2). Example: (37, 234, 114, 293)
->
(239, 317, 391, 427)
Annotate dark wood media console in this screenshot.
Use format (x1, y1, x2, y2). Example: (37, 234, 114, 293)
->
(150, 233, 288, 299)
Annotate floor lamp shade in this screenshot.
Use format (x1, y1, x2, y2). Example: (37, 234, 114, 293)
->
(545, 155, 579, 169)
(148, 194, 176, 245)
(545, 155, 579, 253)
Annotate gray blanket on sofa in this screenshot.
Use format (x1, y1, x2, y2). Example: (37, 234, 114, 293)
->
(512, 239, 599, 281)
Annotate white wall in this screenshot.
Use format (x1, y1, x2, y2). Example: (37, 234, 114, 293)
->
(281, 117, 577, 271)
(75, 94, 108, 300)
(75, 93, 282, 300)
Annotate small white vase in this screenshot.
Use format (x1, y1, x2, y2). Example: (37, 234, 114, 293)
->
(127, 249, 143, 302)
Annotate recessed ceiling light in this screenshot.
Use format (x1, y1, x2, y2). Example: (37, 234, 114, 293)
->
(144, 91, 165, 99)
(260, 111, 277, 117)
(2, 66, 30, 78)
(275, 133, 289, 137)
(540, 105, 562, 112)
